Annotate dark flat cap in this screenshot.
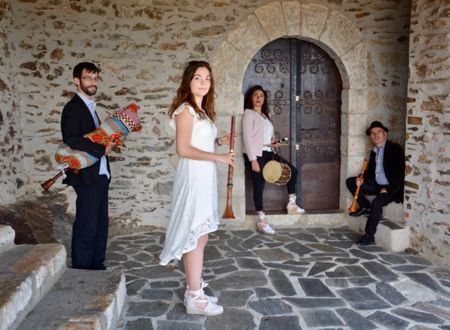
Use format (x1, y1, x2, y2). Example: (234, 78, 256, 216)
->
(366, 121, 389, 135)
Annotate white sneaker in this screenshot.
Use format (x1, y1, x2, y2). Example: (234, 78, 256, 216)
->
(184, 279, 218, 304)
(185, 289, 223, 316)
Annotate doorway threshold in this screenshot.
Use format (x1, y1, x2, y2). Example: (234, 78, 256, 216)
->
(244, 210, 345, 229)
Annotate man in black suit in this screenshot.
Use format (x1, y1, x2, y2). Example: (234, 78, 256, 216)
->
(61, 62, 113, 270)
(346, 121, 405, 245)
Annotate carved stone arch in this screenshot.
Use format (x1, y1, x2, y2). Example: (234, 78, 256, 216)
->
(212, 1, 378, 222)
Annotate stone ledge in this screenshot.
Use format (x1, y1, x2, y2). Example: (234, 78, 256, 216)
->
(18, 268, 126, 330)
(235, 212, 346, 230)
(0, 244, 66, 330)
(0, 225, 15, 254)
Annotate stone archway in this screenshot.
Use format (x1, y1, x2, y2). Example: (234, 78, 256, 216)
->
(212, 1, 378, 224)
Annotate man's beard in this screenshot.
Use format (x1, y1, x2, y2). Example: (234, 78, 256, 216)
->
(80, 82, 97, 96)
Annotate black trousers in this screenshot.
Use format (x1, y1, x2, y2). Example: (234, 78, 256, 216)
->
(244, 151, 298, 212)
(71, 175, 109, 270)
(346, 176, 397, 238)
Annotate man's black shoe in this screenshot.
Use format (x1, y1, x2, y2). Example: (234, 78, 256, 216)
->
(356, 235, 375, 245)
(349, 207, 370, 217)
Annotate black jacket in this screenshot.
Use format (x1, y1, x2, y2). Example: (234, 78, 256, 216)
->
(364, 140, 405, 203)
(61, 94, 110, 186)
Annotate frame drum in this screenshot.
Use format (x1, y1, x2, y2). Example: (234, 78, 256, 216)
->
(262, 160, 292, 185)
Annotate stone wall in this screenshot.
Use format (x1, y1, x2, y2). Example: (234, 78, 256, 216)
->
(0, 1, 24, 204)
(1, 1, 410, 237)
(405, 0, 450, 265)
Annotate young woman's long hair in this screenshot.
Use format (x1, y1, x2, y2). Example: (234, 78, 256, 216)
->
(168, 61, 216, 122)
(244, 85, 271, 121)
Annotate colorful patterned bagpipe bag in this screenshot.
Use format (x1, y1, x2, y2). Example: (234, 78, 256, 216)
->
(41, 103, 141, 191)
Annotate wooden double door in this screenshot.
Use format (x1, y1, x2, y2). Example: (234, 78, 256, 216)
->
(243, 38, 342, 213)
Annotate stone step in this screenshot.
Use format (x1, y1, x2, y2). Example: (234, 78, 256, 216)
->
(0, 225, 15, 255)
(17, 269, 126, 330)
(237, 212, 345, 230)
(0, 244, 66, 330)
(375, 220, 410, 252)
(346, 203, 410, 252)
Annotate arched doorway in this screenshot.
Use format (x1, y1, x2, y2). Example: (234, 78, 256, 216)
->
(243, 38, 342, 213)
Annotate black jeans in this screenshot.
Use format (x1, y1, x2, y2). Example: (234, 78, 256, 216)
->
(346, 176, 398, 238)
(244, 151, 298, 212)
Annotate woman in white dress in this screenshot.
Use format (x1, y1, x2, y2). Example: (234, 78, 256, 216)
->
(160, 61, 234, 316)
(242, 85, 305, 235)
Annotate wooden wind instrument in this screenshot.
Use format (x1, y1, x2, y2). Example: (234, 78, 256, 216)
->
(222, 114, 236, 219)
(348, 159, 368, 213)
(41, 164, 78, 192)
(41, 171, 64, 191)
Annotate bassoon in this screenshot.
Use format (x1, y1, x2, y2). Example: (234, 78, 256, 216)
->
(222, 114, 236, 219)
(348, 159, 368, 213)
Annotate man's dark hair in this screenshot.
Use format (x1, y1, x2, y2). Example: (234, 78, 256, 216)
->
(73, 62, 100, 79)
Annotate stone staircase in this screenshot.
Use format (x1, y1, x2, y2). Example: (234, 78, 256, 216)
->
(0, 225, 126, 330)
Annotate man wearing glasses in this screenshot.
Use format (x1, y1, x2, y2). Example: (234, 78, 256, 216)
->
(346, 121, 405, 246)
(61, 62, 113, 270)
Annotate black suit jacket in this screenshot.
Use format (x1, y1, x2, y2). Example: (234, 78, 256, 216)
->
(363, 140, 405, 203)
(61, 93, 110, 186)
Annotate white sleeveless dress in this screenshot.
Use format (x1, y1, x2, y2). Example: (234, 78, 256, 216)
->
(160, 104, 219, 265)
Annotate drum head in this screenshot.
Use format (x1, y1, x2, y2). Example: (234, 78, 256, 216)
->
(262, 160, 283, 183)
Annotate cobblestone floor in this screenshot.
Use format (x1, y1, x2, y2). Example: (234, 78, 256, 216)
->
(107, 227, 450, 330)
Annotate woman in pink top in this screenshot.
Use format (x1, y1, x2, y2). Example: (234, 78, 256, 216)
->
(242, 85, 305, 235)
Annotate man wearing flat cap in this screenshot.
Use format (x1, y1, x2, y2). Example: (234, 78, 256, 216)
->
(346, 121, 405, 245)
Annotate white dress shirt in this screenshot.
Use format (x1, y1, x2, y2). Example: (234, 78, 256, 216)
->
(77, 92, 110, 179)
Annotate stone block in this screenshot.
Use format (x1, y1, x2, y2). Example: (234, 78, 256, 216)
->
(0, 244, 66, 330)
(341, 42, 372, 89)
(341, 113, 380, 138)
(0, 225, 15, 254)
(345, 213, 367, 235)
(213, 42, 249, 99)
(226, 14, 268, 59)
(347, 136, 370, 155)
(375, 220, 409, 252)
(282, 1, 301, 36)
(255, 2, 287, 40)
(320, 11, 363, 57)
(341, 88, 369, 115)
(300, 4, 329, 40)
(383, 202, 404, 223)
(18, 269, 126, 330)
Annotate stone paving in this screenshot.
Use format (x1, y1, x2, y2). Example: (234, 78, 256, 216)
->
(106, 227, 450, 330)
